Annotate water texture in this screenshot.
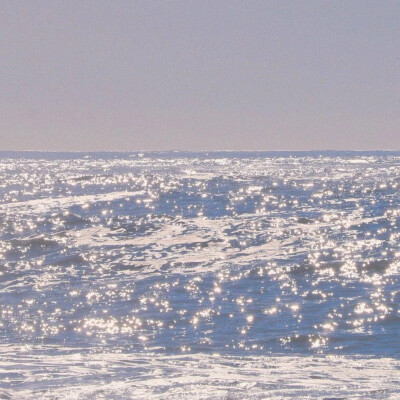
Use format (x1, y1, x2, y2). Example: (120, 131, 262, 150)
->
(1, 151, 400, 399)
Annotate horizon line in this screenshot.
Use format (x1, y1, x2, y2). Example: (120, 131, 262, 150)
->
(2, 149, 400, 153)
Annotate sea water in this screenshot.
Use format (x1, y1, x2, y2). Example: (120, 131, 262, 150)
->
(1, 151, 400, 399)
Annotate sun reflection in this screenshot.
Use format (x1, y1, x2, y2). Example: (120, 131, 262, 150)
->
(3, 154, 400, 359)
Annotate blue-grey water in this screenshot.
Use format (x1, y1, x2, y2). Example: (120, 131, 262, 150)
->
(1, 151, 400, 399)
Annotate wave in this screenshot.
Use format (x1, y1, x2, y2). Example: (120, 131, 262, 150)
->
(0, 347, 399, 399)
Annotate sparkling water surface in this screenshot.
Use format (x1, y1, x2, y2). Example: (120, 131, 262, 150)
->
(1, 151, 400, 399)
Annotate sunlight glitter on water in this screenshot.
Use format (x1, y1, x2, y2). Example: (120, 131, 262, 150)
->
(1, 151, 400, 398)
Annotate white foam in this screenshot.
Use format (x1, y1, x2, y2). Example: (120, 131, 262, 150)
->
(1, 346, 399, 399)
(0, 191, 145, 213)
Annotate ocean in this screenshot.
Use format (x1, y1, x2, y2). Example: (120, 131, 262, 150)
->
(1, 151, 400, 399)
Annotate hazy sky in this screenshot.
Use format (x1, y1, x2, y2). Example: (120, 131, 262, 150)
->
(1, 1, 399, 151)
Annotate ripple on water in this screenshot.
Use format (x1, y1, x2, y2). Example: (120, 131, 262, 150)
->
(2, 152, 400, 396)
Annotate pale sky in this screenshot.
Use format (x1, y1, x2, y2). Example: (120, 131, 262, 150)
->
(1, 0, 399, 151)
